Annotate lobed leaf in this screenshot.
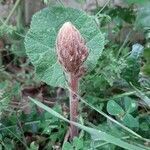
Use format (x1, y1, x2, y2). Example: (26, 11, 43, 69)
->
(25, 6, 105, 88)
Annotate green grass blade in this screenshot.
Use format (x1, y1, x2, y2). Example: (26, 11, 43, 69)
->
(132, 86, 150, 107)
(29, 97, 148, 150)
(80, 98, 150, 142)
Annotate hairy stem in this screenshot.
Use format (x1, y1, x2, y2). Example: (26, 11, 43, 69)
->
(69, 73, 79, 139)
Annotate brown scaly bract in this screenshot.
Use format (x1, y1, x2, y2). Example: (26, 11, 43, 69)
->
(56, 22, 88, 75)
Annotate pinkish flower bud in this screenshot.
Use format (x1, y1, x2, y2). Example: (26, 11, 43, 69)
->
(56, 22, 88, 75)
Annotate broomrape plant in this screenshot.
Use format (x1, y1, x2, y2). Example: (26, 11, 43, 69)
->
(25, 6, 149, 150)
(25, 6, 104, 140)
(56, 22, 88, 139)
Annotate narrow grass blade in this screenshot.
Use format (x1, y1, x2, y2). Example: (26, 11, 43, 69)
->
(132, 85, 150, 107)
(80, 98, 150, 142)
(29, 97, 149, 150)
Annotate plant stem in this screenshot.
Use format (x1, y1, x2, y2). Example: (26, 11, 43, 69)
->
(69, 73, 79, 139)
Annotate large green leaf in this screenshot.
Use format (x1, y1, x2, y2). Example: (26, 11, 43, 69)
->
(25, 6, 105, 88)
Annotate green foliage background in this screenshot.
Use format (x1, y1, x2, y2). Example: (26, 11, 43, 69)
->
(0, 0, 150, 149)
